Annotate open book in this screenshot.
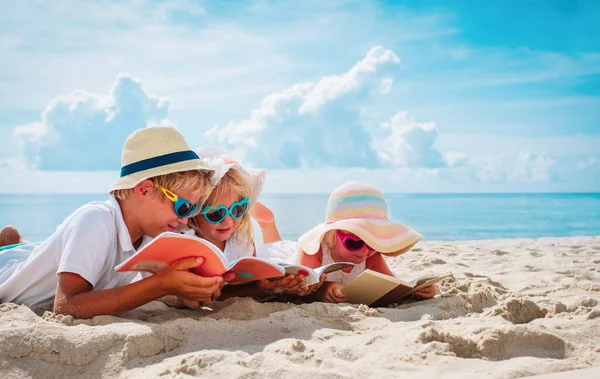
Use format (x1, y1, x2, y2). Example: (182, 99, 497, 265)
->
(277, 262, 354, 286)
(343, 269, 454, 307)
(115, 232, 352, 285)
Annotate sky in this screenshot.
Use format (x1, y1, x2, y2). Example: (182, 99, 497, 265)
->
(0, 0, 599, 194)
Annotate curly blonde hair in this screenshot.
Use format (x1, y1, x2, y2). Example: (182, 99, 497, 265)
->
(188, 169, 254, 247)
(111, 170, 212, 206)
(320, 230, 336, 250)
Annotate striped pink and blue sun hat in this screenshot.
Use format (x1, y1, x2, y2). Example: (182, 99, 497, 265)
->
(297, 181, 422, 256)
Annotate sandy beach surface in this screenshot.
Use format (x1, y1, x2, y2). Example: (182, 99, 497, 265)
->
(1, 236, 599, 378)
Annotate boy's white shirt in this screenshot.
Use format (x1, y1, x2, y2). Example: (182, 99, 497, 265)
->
(0, 196, 138, 307)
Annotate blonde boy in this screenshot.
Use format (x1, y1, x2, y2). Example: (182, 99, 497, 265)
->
(0, 126, 222, 318)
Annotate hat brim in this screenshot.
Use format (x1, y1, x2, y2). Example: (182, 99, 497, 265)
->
(195, 147, 266, 210)
(297, 218, 422, 257)
(228, 164, 266, 210)
(109, 159, 213, 192)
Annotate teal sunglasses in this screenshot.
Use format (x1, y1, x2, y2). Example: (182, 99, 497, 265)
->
(155, 182, 197, 219)
(201, 197, 249, 224)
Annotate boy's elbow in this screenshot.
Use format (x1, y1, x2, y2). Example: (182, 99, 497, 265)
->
(53, 304, 72, 317)
(53, 296, 86, 318)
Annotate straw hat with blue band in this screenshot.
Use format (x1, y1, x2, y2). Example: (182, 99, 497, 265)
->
(297, 181, 422, 257)
(109, 126, 214, 193)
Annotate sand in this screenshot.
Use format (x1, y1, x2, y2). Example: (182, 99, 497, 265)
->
(1, 236, 599, 378)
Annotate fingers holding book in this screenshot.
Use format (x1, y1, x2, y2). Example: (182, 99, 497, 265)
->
(256, 274, 306, 295)
(297, 273, 328, 296)
(320, 282, 347, 303)
(154, 257, 225, 304)
(411, 285, 437, 300)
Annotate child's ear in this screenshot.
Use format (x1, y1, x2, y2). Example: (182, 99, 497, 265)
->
(133, 179, 155, 198)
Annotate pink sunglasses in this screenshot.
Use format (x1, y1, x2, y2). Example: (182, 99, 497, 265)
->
(336, 230, 372, 251)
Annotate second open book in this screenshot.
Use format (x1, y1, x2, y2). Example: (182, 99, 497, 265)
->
(343, 269, 454, 307)
(115, 232, 353, 285)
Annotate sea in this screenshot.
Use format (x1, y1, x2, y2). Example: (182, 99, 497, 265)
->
(0, 193, 599, 242)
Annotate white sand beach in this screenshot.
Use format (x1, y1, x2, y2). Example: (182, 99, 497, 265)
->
(1, 235, 599, 378)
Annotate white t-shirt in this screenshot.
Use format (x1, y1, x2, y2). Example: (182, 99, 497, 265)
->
(0, 196, 138, 307)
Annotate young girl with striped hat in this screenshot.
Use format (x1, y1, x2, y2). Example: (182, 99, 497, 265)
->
(296, 181, 436, 303)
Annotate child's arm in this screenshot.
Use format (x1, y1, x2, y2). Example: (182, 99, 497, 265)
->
(365, 252, 395, 276)
(297, 247, 323, 268)
(250, 202, 282, 243)
(54, 257, 224, 318)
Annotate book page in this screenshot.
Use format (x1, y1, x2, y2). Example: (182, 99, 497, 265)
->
(373, 273, 455, 307)
(228, 257, 286, 284)
(115, 232, 229, 276)
(315, 262, 355, 276)
(344, 269, 406, 306)
(411, 273, 454, 292)
(370, 282, 414, 307)
(278, 264, 319, 286)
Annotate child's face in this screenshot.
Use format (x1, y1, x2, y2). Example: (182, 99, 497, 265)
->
(194, 189, 243, 243)
(142, 185, 201, 238)
(330, 231, 377, 264)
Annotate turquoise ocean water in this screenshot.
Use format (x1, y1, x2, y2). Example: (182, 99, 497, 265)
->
(0, 193, 598, 242)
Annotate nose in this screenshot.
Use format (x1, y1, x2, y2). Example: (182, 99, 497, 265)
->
(357, 244, 373, 256)
(220, 215, 235, 227)
(177, 216, 189, 225)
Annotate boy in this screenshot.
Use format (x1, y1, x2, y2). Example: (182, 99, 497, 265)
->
(0, 126, 223, 318)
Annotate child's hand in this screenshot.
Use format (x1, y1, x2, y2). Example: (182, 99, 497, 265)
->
(412, 285, 436, 300)
(256, 274, 306, 295)
(250, 202, 275, 225)
(160, 295, 201, 309)
(154, 257, 224, 305)
(297, 273, 327, 296)
(320, 281, 346, 303)
(223, 272, 237, 282)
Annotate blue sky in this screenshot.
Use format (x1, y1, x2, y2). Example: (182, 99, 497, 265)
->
(0, 0, 598, 193)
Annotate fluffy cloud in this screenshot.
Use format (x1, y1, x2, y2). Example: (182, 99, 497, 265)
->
(376, 111, 446, 168)
(205, 46, 448, 169)
(472, 150, 557, 183)
(577, 156, 599, 169)
(13, 74, 170, 170)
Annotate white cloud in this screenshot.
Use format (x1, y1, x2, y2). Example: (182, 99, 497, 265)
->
(444, 151, 469, 167)
(205, 46, 450, 170)
(470, 150, 557, 183)
(13, 74, 170, 170)
(512, 150, 556, 182)
(577, 156, 599, 169)
(376, 111, 445, 168)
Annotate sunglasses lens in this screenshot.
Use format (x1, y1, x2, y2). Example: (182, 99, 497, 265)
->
(344, 238, 365, 251)
(231, 202, 248, 218)
(206, 208, 227, 223)
(176, 202, 194, 218)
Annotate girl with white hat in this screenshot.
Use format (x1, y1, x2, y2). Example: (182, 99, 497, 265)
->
(186, 147, 314, 298)
(296, 181, 437, 303)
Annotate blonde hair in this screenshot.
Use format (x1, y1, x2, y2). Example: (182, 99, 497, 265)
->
(189, 169, 254, 246)
(321, 230, 337, 250)
(321, 229, 359, 251)
(111, 170, 212, 205)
